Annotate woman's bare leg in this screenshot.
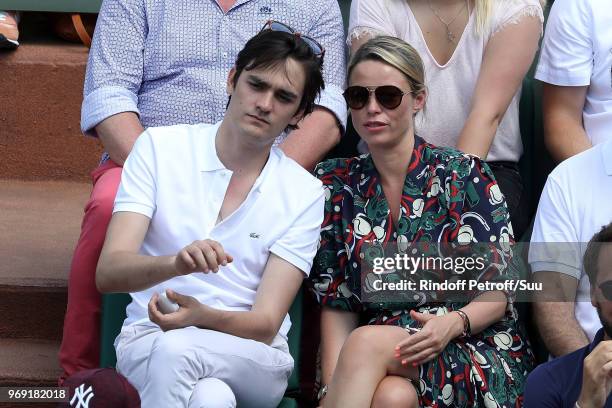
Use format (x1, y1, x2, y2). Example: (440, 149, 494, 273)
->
(323, 325, 418, 408)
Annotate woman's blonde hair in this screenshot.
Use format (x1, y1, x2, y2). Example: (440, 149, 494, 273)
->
(347, 35, 426, 98)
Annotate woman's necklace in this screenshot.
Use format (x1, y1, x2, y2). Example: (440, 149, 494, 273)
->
(427, 0, 469, 44)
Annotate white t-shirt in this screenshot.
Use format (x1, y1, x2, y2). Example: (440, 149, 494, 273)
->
(114, 122, 325, 339)
(535, 0, 612, 146)
(529, 140, 612, 341)
(348, 0, 544, 162)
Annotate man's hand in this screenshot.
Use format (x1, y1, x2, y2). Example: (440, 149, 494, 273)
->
(174, 239, 233, 275)
(148, 289, 207, 331)
(577, 340, 612, 408)
(394, 310, 464, 366)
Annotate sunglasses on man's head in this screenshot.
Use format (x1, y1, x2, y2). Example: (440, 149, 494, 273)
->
(260, 20, 325, 59)
(343, 85, 413, 110)
(599, 280, 612, 301)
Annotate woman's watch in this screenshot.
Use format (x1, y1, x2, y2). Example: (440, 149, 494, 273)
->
(317, 384, 328, 402)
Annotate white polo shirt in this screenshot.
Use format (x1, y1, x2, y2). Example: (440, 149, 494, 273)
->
(535, 0, 612, 145)
(529, 140, 612, 341)
(114, 121, 324, 339)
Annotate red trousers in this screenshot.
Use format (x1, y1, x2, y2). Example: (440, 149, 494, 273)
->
(58, 161, 123, 384)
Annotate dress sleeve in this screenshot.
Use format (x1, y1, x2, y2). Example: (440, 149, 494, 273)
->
(445, 156, 517, 301)
(81, 0, 146, 136)
(347, 0, 398, 47)
(490, 0, 544, 37)
(309, 160, 364, 312)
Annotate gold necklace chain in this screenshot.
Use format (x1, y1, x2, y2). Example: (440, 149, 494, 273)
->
(427, 0, 469, 44)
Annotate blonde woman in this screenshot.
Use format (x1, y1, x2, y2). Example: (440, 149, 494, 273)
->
(311, 36, 534, 407)
(348, 0, 544, 240)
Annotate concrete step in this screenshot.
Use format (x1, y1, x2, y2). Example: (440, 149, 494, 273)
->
(0, 179, 90, 340)
(0, 13, 103, 182)
(0, 339, 61, 408)
(0, 339, 61, 387)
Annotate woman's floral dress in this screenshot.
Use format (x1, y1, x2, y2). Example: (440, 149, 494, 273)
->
(309, 136, 535, 407)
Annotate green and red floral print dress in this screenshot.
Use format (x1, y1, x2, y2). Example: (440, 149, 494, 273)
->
(309, 136, 535, 407)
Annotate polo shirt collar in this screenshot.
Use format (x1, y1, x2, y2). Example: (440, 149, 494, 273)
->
(199, 122, 228, 173)
(602, 139, 612, 176)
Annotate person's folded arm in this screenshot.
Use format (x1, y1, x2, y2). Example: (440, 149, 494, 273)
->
(81, 0, 146, 161)
(96, 211, 178, 293)
(280, 0, 347, 170)
(152, 254, 305, 345)
(542, 84, 591, 162)
(281, 107, 341, 171)
(96, 112, 144, 166)
(456, 14, 541, 158)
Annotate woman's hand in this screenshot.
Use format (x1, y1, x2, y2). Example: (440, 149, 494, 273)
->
(148, 289, 206, 331)
(394, 310, 464, 366)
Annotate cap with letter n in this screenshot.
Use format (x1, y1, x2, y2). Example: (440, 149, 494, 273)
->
(57, 368, 140, 408)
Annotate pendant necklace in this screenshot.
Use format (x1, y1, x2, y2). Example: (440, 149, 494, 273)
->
(427, 0, 469, 44)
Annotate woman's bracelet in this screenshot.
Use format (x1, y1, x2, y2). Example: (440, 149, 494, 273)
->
(454, 309, 471, 338)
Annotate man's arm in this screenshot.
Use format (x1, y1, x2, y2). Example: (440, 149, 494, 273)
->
(96, 212, 175, 293)
(96, 112, 144, 166)
(149, 253, 304, 345)
(282, 0, 346, 170)
(542, 84, 591, 163)
(97, 211, 232, 293)
(533, 271, 589, 356)
(81, 0, 146, 158)
(280, 107, 341, 171)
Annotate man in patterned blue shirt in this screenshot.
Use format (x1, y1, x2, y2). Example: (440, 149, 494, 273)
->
(59, 0, 347, 384)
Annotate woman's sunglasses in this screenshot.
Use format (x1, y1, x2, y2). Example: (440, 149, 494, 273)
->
(260, 20, 325, 59)
(343, 85, 413, 110)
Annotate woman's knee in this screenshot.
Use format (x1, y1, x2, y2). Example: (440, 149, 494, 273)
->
(341, 325, 405, 363)
(372, 376, 418, 408)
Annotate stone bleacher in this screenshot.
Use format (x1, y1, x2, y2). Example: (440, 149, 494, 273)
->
(0, 13, 102, 398)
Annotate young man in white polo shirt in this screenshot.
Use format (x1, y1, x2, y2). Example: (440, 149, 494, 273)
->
(535, 0, 612, 162)
(95, 27, 325, 407)
(530, 139, 612, 357)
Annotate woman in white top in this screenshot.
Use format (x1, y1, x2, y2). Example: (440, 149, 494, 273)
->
(348, 0, 544, 239)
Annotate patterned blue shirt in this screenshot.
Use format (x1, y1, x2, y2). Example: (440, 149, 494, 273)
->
(81, 0, 347, 144)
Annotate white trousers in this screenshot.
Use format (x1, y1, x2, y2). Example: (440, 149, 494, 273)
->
(115, 324, 293, 408)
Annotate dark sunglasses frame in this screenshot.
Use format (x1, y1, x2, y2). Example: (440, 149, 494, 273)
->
(260, 20, 325, 59)
(599, 280, 612, 301)
(343, 85, 413, 110)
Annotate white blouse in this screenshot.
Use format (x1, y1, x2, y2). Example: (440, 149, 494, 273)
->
(348, 0, 544, 162)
